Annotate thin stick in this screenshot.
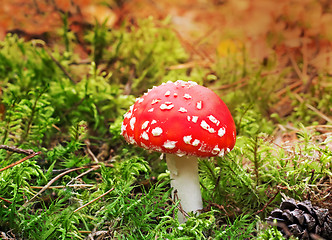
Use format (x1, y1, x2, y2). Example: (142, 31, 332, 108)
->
(288, 53, 304, 81)
(0, 145, 35, 155)
(0, 196, 12, 204)
(30, 184, 95, 189)
(167, 60, 210, 70)
(211, 77, 247, 90)
(275, 80, 302, 98)
(170, 191, 189, 218)
(47, 49, 75, 84)
(294, 93, 332, 124)
(73, 188, 115, 213)
(254, 190, 280, 215)
(208, 202, 229, 215)
(66, 165, 100, 186)
(84, 140, 99, 163)
(20, 166, 87, 209)
(0, 151, 41, 173)
(31, 39, 75, 84)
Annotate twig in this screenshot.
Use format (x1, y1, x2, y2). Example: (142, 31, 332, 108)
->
(84, 140, 99, 163)
(275, 80, 302, 98)
(20, 166, 87, 209)
(0, 196, 12, 204)
(30, 184, 95, 189)
(31, 39, 75, 84)
(208, 202, 229, 215)
(0, 145, 35, 155)
(194, 26, 217, 46)
(167, 60, 210, 70)
(288, 52, 305, 82)
(210, 77, 247, 91)
(169, 190, 189, 218)
(254, 190, 280, 215)
(73, 187, 115, 213)
(0, 151, 41, 173)
(66, 165, 100, 186)
(294, 93, 332, 124)
(268, 221, 293, 238)
(307, 124, 332, 129)
(47, 49, 76, 84)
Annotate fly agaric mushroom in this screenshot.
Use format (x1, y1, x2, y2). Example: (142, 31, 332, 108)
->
(121, 80, 236, 222)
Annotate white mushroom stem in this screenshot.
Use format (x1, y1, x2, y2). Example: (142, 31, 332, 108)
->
(166, 154, 203, 223)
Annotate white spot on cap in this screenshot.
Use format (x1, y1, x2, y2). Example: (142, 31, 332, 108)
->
(218, 127, 226, 137)
(151, 120, 157, 124)
(192, 116, 198, 123)
(151, 99, 161, 105)
(209, 128, 215, 133)
(148, 108, 154, 112)
(152, 127, 163, 136)
(160, 103, 174, 110)
(163, 140, 177, 149)
(226, 148, 230, 153)
(218, 149, 225, 157)
(141, 132, 149, 140)
(183, 135, 192, 144)
(178, 107, 188, 113)
(123, 105, 134, 119)
(141, 121, 149, 129)
(123, 111, 132, 119)
(192, 139, 200, 146)
(136, 97, 144, 103)
(130, 117, 136, 130)
(173, 93, 178, 97)
(165, 90, 171, 97)
(200, 120, 215, 133)
(189, 81, 198, 86)
(212, 146, 221, 155)
(140, 142, 149, 149)
(187, 116, 191, 121)
(196, 101, 202, 110)
(199, 143, 208, 152)
(183, 93, 192, 99)
(128, 136, 136, 144)
(174, 80, 183, 86)
(120, 123, 127, 135)
(208, 115, 220, 126)
(175, 80, 198, 87)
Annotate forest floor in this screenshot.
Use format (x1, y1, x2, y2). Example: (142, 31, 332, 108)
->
(0, 0, 331, 239)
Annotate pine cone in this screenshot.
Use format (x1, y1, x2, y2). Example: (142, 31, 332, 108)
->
(267, 198, 332, 240)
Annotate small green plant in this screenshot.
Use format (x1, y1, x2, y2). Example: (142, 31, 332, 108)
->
(256, 222, 286, 240)
(103, 17, 190, 94)
(215, 215, 257, 240)
(0, 88, 57, 147)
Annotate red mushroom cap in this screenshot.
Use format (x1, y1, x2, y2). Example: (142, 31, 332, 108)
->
(121, 80, 236, 157)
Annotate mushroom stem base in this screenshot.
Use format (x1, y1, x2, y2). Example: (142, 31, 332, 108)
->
(166, 154, 203, 223)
